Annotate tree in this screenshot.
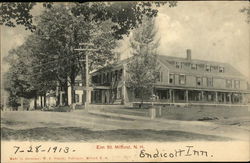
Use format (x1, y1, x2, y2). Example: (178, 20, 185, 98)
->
(3, 2, 177, 107)
(1, 2, 177, 36)
(34, 4, 118, 105)
(0, 2, 53, 31)
(3, 46, 37, 109)
(71, 2, 176, 39)
(127, 17, 160, 108)
(3, 34, 58, 109)
(240, 6, 250, 23)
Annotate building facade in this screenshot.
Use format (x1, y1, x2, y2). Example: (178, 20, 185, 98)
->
(90, 49, 250, 105)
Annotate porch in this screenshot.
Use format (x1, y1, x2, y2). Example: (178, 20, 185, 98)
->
(154, 88, 248, 105)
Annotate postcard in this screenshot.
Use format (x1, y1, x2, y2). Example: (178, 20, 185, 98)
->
(1, 1, 249, 162)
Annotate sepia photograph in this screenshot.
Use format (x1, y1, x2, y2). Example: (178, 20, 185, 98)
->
(1, 1, 250, 162)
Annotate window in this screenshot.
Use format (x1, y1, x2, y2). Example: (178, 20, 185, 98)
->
(207, 77, 213, 87)
(206, 64, 211, 72)
(196, 77, 202, 86)
(156, 72, 160, 82)
(211, 65, 218, 71)
(107, 72, 110, 83)
(219, 66, 224, 73)
(234, 80, 240, 89)
(115, 70, 118, 81)
(176, 62, 181, 69)
(119, 69, 123, 80)
(100, 74, 103, 84)
(103, 73, 106, 83)
(179, 74, 186, 85)
(156, 72, 163, 82)
(75, 94, 79, 103)
(134, 88, 140, 98)
(226, 79, 232, 88)
(169, 74, 174, 84)
(191, 63, 197, 70)
(111, 72, 114, 82)
(98, 74, 101, 83)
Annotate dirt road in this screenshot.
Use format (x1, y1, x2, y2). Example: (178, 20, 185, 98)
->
(1, 110, 249, 142)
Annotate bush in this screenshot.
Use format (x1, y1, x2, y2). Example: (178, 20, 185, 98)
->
(198, 117, 219, 121)
(54, 106, 72, 112)
(75, 104, 84, 110)
(42, 106, 72, 112)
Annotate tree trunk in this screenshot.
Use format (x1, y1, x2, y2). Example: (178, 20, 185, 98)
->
(57, 91, 60, 106)
(34, 95, 37, 110)
(140, 89, 144, 109)
(40, 96, 43, 108)
(44, 93, 46, 107)
(70, 77, 75, 104)
(20, 97, 24, 110)
(63, 84, 68, 106)
(56, 84, 60, 106)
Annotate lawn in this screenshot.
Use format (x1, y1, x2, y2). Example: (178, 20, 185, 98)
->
(159, 105, 250, 121)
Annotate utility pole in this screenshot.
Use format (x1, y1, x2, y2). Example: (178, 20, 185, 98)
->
(75, 43, 96, 110)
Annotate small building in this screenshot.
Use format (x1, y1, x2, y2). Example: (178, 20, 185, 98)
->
(89, 49, 250, 105)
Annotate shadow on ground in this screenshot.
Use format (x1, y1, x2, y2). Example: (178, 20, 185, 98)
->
(1, 127, 232, 142)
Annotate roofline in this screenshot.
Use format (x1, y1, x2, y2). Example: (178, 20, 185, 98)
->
(90, 55, 247, 80)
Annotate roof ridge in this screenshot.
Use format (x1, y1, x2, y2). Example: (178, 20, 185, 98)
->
(158, 54, 227, 65)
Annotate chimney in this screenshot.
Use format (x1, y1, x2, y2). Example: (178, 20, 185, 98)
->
(186, 49, 191, 60)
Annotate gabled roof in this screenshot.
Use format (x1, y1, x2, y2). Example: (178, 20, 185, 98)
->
(91, 54, 246, 79)
(157, 55, 245, 79)
(91, 58, 130, 75)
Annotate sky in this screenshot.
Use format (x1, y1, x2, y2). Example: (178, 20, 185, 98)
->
(1, 1, 250, 80)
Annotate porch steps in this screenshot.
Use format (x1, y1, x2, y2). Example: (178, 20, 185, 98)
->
(113, 99, 122, 105)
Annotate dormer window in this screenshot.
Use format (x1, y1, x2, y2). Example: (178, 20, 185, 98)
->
(206, 64, 211, 72)
(191, 63, 197, 70)
(219, 66, 224, 73)
(176, 62, 181, 69)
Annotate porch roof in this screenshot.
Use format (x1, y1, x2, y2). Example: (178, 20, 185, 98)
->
(154, 85, 250, 93)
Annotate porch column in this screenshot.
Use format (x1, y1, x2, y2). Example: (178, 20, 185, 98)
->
(59, 91, 63, 106)
(241, 93, 244, 104)
(122, 82, 127, 104)
(172, 90, 175, 103)
(232, 93, 234, 104)
(88, 90, 92, 104)
(169, 89, 172, 103)
(201, 91, 204, 102)
(185, 90, 189, 103)
(228, 93, 232, 104)
(79, 92, 83, 104)
(122, 64, 128, 104)
(215, 92, 218, 103)
(101, 90, 105, 104)
(223, 93, 226, 103)
(68, 83, 72, 105)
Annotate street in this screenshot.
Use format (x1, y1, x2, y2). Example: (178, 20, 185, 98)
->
(1, 109, 249, 142)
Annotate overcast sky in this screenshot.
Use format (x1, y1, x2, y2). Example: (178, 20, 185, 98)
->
(1, 1, 249, 80)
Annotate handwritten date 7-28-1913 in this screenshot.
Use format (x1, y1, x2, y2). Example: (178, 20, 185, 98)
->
(13, 145, 76, 154)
